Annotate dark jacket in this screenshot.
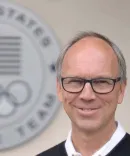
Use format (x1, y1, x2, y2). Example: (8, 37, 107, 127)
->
(37, 133, 130, 156)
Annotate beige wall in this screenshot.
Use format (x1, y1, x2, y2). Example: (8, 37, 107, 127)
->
(1, 0, 130, 155)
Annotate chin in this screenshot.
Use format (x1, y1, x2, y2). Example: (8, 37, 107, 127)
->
(73, 119, 103, 133)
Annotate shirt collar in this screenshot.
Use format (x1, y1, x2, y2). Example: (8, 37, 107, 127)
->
(65, 121, 126, 156)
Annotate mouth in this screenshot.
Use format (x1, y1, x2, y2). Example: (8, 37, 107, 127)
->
(80, 108, 98, 111)
(75, 107, 100, 116)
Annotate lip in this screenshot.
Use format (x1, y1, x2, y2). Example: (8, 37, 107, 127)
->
(75, 106, 101, 116)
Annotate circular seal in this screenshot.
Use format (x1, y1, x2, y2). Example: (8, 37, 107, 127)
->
(0, 0, 60, 150)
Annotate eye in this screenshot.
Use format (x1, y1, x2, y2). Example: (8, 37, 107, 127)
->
(68, 79, 83, 84)
(93, 79, 113, 85)
(95, 80, 107, 83)
(63, 78, 84, 86)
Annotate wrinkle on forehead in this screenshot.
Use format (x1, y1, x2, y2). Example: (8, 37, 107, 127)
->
(61, 37, 119, 78)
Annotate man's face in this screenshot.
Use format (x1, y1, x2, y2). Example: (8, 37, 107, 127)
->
(57, 37, 126, 133)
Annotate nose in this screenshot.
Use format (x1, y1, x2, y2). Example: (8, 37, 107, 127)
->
(79, 83, 96, 101)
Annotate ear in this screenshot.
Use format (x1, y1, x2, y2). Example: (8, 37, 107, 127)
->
(118, 80, 127, 104)
(56, 78, 63, 102)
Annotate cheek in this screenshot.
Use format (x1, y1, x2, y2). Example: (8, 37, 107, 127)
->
(98, 93, 119, 110)
(62, 92, 77, 110)
(63, 93, 76, 105)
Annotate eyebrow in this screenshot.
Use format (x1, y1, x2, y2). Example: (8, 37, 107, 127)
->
(91, 76, 114, 79)
(62, 75, 115, 79)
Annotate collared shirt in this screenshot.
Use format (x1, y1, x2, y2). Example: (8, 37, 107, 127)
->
(65, 122, 126, 156)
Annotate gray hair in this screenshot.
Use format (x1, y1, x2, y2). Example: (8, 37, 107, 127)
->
(56, 31, 127, 82)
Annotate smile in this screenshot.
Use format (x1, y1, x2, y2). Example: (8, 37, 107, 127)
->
(80, 108, 96, 111)
(75, 106, 100, 116)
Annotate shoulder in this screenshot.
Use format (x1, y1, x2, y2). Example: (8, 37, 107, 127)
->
(115, 133, 130, 148)
(123, 133, 130, 143)
(107, 133, 130, 155)
(36, 141, 67, 156)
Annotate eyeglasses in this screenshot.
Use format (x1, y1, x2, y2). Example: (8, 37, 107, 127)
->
(61, 77, 121, 94)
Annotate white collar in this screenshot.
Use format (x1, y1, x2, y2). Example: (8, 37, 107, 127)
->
(65, 122, 126, 156)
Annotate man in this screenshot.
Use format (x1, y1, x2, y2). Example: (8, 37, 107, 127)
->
(37, 31, 130, 156)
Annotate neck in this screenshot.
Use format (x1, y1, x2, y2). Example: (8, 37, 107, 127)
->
(71, 120, 117, 156)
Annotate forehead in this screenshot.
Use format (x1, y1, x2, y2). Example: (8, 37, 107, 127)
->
(61, 37, 119, 77)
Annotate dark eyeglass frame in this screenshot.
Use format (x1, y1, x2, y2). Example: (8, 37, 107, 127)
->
(61, 77, 121, 94)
